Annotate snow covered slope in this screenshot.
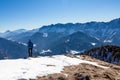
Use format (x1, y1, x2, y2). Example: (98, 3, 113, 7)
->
(0, 55, 108, 80)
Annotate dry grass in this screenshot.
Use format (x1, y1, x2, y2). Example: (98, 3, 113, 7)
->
(37, 55, 120, 80)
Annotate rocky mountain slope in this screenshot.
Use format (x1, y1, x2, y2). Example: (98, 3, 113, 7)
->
(38, 18, 120, 45)
(48, 31, 100, 55)
(81, 45, 120, 64)
(0, 37, 27, 59)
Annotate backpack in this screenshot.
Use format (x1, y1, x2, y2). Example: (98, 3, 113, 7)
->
(28, 42, 33, 48)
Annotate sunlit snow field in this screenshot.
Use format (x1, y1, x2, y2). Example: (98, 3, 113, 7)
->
(0, 55, 108, 80)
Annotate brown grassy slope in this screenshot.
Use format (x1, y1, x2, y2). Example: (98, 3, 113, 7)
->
(37, 55, 120, 80)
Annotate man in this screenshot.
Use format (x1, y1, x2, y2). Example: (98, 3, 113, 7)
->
(28, 40, 33, 57)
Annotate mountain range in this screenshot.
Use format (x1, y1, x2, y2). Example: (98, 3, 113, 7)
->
(0, 18, 120, 59)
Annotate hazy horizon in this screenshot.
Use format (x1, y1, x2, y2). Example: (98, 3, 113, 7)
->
(0, 0, 120, 32)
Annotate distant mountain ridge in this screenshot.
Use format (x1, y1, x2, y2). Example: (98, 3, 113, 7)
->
(0, 18, 120, 56)
(0, 29, 27, 38)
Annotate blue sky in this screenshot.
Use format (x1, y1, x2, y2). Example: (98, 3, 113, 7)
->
(0, 0, 120, 32)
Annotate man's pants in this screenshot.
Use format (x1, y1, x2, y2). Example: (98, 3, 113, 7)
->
(28, 48, 33, 57)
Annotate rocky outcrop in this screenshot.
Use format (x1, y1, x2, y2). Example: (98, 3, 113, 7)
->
(81, 45, 120, 64)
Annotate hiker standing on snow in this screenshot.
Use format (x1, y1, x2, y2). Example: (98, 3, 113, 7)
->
(28, 39, 33, 57)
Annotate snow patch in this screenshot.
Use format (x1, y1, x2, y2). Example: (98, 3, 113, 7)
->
(91, 43, 96, 46)
(18, 42, 27, 46)
(69, 50, 80, 55)
(0, 55, 109, 80)
(43, 33, 48, 37)
(40, 49, 52, 54)
(33, 44, 37, 47)
(94, 37, 100, 40)
(104, 40, 112, 43)
(65, 39, 70, 43)
(67, 50, 85, 55)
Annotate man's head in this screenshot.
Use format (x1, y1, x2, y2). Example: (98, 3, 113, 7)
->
(29, 39, 31, 42)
